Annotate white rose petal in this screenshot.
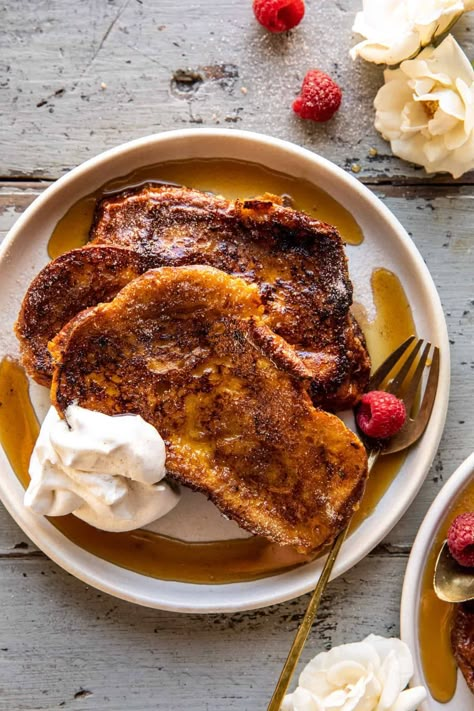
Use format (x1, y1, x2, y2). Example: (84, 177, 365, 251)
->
(351, 0, 474, 65)
(365, 635, 414, 689)
(282, 635, 426, 711)
(374, 34, 474, 178)
(390, 687, 429, 711)
(282, 688, 324, 711)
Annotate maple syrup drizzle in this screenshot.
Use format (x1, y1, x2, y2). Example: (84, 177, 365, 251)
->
(0, 358, 312, 583)
(3, 160, 419, 584)
(47, 157, 363, 259)
(350, 268, 416, 528)
(418, 480, 474, 702)
(0, 266, 415, 583)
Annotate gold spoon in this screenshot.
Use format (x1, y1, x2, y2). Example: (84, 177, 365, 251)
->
(433, 541, 474, 603)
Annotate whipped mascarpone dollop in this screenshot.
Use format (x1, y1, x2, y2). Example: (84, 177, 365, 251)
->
(25, 405, 180, 532)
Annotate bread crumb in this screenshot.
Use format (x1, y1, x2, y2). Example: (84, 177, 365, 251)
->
(240, 86, 248, 95)
(351, 163, 361, 173)
(100, 82, 107, 90)
(368, 147, 378, 157)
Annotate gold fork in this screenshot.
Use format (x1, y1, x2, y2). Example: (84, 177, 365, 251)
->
(267, 335, 440, 711)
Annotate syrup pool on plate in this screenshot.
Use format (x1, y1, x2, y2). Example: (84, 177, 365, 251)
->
(350, 267, 416, 529)
(0, 158, 416, 583)
(0, 357, 313, 583)
(418, 479, 474, 703)
(47, 157, 364, 258)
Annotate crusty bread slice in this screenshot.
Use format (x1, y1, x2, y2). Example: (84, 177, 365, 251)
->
(50, 265, 367, 551)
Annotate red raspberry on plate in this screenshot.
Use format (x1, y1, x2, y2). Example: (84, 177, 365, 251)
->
(253, 0, 305, 33)
(448, 513, 474, 567)
(356, 391, 406, 439)
(293, 69, 342, 122)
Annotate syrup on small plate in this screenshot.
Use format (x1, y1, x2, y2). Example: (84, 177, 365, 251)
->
(418, 480, 474, 702)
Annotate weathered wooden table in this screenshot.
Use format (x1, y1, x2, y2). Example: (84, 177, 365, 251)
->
(1, 2, 473, 709)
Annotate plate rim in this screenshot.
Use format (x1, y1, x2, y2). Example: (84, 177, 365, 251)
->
(400, 451, 474, 709)
(0, 128, 451, 612)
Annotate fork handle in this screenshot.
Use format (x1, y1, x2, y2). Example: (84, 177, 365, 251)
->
(266, 526, 347, 710)
(266, 449, 379, 711)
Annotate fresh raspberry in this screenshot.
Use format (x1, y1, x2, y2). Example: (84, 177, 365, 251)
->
(293, 70, 342, 122)
(448, 513, 474, 567)
(253, 0, 305, 33)
(356, 391, 406, 439)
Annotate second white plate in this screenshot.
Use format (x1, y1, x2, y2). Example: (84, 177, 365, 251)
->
(401, 452, 474, 711)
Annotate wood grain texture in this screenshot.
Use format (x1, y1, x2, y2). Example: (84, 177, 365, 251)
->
(1, 0, 473, 181)
(0, 553, 405, 711)
(1, 0, 474, 708)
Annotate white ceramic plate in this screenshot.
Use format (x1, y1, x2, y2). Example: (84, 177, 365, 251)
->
(401, 452, 474, 710)
(0, 129, 450, 612)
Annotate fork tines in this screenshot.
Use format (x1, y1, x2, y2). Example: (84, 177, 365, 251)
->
(368, 336, 440, 454)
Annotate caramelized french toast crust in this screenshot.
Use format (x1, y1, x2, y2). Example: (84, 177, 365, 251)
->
(15, 246, 150, 386)
(50, 265, 368, 552)
(91, 185, 371, 409)
(16, 186, 370, 409)
(452, 602, 474, 694)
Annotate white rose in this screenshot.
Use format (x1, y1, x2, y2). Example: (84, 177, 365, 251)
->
(373, 34, 474, 178)
(350, 0, 474, 66)
(281, 634, 426, 711)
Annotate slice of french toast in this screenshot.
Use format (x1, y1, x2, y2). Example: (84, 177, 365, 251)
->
(452, 602, 474, 694)
(15, 245, 151, 387)
(49, 265, 367, 552)
(91, 185, 371, 409)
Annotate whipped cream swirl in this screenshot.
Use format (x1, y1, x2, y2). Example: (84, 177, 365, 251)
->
(25, 405, 180, 532)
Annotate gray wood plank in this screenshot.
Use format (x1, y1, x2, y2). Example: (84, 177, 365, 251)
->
(1, 1, 473, 181)
(0, 552, 404, 711)
(0, 183, 46, 241)
(1, 1, 473, 708)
